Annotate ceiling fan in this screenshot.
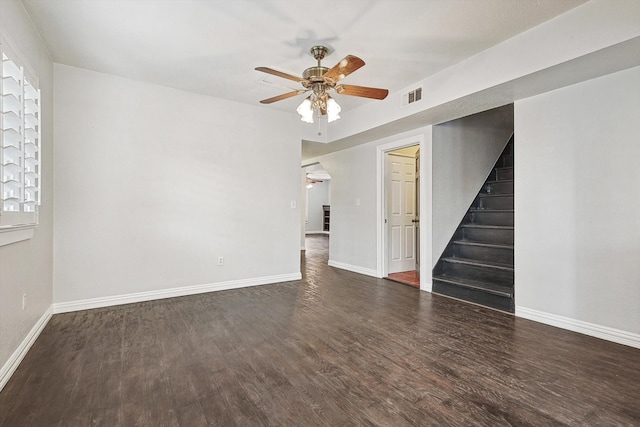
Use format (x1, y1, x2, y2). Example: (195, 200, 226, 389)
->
(255, 46, 389, 123)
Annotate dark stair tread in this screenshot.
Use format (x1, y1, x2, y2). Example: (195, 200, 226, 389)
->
(442, 256, 514, 271)
(452, 240, 514, 250)
(486, 179, 514, 184)
(477, 193, 514, 198)
(469, 208, 514, 213)
(433, 274, 513, 298)
(460, 224, 514, 230)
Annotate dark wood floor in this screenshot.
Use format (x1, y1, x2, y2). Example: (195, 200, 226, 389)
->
(1, 235, 639, 426)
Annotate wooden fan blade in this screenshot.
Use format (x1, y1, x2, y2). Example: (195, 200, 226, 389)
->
(259, 90, 306, 104)
(335, 84, 389, 100)
(323, 55, 365, 83)
(255, 67, 303, 83)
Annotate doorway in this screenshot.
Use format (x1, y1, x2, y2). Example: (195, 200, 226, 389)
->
(384, 145, 420, 288)
(304, 170, 331, 235)
(301, 163, 331, 253)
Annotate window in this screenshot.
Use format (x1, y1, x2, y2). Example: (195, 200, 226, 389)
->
(1, 40, 41, 231)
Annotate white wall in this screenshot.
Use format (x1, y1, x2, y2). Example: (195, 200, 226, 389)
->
(320, 144, 378, 274)
(432, 106, 514, 265)
(306, 181, 330, 233)
(317, 127, 431, 276)
(53, 64, 301, 305)
(515, 67, 640, 338)
(300, 169, 307, 250)
(0, 0, 54, 387)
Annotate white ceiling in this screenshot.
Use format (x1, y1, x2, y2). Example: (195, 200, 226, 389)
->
(22, 0, 586, 114)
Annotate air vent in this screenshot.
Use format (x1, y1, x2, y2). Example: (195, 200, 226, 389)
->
(401, 87, 422, 108)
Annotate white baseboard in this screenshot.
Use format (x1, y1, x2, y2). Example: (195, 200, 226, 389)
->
(516, 306, 640, 349)
(53, 273, 302, 314)
(328, 260, 379, 278)
(420, 281, 433, 293)
(0, 306, 53, 392)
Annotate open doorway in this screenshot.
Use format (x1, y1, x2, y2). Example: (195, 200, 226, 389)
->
(384, 144, 420, 288)
(301, 163, 331, 271)
(303, 164, 331, 235)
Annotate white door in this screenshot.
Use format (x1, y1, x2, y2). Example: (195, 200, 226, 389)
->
(386, 153, 416, 274)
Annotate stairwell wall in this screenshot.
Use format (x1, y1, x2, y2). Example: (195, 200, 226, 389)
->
(515, 66, 640, 340)
(432, 106, 514, 266)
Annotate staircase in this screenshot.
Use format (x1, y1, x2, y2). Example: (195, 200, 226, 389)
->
(433, 136, 514, 313)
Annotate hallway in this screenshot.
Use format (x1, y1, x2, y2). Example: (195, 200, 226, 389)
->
(1, 235, 638, 425)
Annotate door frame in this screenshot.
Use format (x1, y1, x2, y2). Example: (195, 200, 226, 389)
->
(376, 132, 433, 291)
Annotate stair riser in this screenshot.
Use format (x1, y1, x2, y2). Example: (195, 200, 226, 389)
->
(501, 155, 514, 167)
(433, 280, 515, 313)
(483, 181, 513, 195)
(496, 167, 513, 180)
(453, 244, 514, 265)
(462, 227, 514, 245)
(465, 211, 514, 226)
(442, 261, 513, 286)
(504, 141, 514, 156)
(474, 195, 513, 210)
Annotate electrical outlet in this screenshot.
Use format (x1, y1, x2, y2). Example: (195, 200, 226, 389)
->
(22, 293, 27, 310)
(217, 256, 224, 266)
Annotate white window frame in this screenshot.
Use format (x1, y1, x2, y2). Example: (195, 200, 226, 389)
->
(1, 36, 42, 245)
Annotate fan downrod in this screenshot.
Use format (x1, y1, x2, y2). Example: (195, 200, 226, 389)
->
(303, 45, 331, 82)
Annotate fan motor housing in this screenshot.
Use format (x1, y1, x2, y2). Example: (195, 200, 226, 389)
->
(303, 66, 329, 82)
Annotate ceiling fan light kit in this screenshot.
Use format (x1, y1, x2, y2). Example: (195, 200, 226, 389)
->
(256, 45, 388, 124)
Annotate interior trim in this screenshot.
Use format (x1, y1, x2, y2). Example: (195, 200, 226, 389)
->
(0, 306, 52, 392)
(53, 273, 302, 314)
(0, 225, 35, 247)
(328, 260, 379, 278)
(516, 306, 640, 349)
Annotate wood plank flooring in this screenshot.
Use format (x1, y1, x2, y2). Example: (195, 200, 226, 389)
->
(1, 234, 639, 426)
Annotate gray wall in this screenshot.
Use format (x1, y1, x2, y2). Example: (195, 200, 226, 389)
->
(0, 0, 54, 386)
(320, 142, 380, 274)
(515, 66, 640, 335)
(53, 64, 302, 304)
(306, 181, 330, 233)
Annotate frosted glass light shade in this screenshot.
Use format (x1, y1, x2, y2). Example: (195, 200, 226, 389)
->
(327, 97, 341, 123)
(297, 98, 314, 123)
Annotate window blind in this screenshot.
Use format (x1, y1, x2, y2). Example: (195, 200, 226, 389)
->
(1, 44, 41, 227)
